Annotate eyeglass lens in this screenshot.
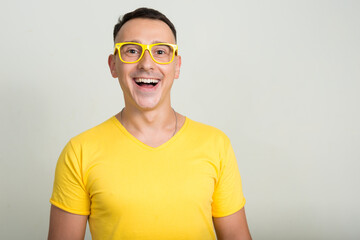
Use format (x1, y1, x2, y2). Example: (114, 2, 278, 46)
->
(120, 44, 174, 63)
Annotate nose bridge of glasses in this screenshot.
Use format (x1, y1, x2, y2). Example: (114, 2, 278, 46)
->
(135, 44, 153, 64)
(139, 44, 156, 62)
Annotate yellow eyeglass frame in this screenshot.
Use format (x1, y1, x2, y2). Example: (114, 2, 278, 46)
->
(114, 42, 178, 64)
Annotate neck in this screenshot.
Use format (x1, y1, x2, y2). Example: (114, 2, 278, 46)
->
(115, 104, 186, 148)
(117, 105, 177, 136)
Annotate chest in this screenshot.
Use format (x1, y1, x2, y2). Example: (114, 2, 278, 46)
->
(84, 150, 220, 214)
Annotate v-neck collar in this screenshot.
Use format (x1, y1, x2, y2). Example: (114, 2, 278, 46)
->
(111, 116, 189, 151)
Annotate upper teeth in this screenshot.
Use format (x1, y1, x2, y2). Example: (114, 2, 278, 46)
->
(135, 78, 159, 83)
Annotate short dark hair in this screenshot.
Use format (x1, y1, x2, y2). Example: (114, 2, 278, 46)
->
(113, 7, 177, 42)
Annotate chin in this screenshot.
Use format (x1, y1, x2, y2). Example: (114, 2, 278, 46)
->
(134, 99, 162, 110)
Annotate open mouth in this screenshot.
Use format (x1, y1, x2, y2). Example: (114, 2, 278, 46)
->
(134, 78, 160, 87)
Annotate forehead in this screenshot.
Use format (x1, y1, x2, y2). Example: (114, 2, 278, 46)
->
(115, 18, 176, 44)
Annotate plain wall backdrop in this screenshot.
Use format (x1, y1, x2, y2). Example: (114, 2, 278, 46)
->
(1, 0, 359, 239)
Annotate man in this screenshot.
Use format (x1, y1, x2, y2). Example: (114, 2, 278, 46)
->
(48, 7, 251, 240)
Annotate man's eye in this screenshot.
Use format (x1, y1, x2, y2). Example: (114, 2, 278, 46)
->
(156, 50, 165, 55)
(127, 49, 138, 54)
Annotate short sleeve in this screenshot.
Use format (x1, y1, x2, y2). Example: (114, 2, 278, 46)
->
(212, 141, 246, 217)
(50, 140, 90, 215)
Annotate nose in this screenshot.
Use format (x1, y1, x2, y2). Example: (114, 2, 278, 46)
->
(137, 50, 155, 70)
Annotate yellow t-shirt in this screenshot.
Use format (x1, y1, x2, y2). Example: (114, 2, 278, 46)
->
(50, 116, 246, 239)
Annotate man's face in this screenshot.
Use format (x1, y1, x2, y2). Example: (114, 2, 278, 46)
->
(109, 18, 181, 111)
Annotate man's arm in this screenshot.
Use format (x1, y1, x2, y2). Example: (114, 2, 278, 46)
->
(48, 205, 88, 240)
(213, 207, 252, 240)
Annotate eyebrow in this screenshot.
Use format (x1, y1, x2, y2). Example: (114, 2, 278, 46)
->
(123, 40, 171, 44)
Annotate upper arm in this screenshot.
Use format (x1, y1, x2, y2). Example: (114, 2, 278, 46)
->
(212, 140, 246, 217)
(48, 205, 88, 240)
(213, 207, 252, 240)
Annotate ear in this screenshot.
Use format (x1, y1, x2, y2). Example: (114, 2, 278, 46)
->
(174, 55, 182, 79)
(108, 54, 118, 78)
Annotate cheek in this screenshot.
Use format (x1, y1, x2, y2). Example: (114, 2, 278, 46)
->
(116, 69, 133, 91)
(160, 65, 177, 78)
(116, 64, 133, 80)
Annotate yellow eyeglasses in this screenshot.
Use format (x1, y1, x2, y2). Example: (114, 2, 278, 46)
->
(114, 42, 178, 64)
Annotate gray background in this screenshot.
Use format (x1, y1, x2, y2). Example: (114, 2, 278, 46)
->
(1, 0, 359, 239)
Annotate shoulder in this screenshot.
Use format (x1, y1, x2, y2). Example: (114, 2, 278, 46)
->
(187, 118, 229, 138)
(69, 117, 117, 147)
(185, 118, 231, 147)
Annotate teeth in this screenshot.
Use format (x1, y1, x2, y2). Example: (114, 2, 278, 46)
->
(135, 78, 159, 84)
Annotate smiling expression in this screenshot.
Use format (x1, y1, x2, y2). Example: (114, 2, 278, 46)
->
(109, 18, 181, 111)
